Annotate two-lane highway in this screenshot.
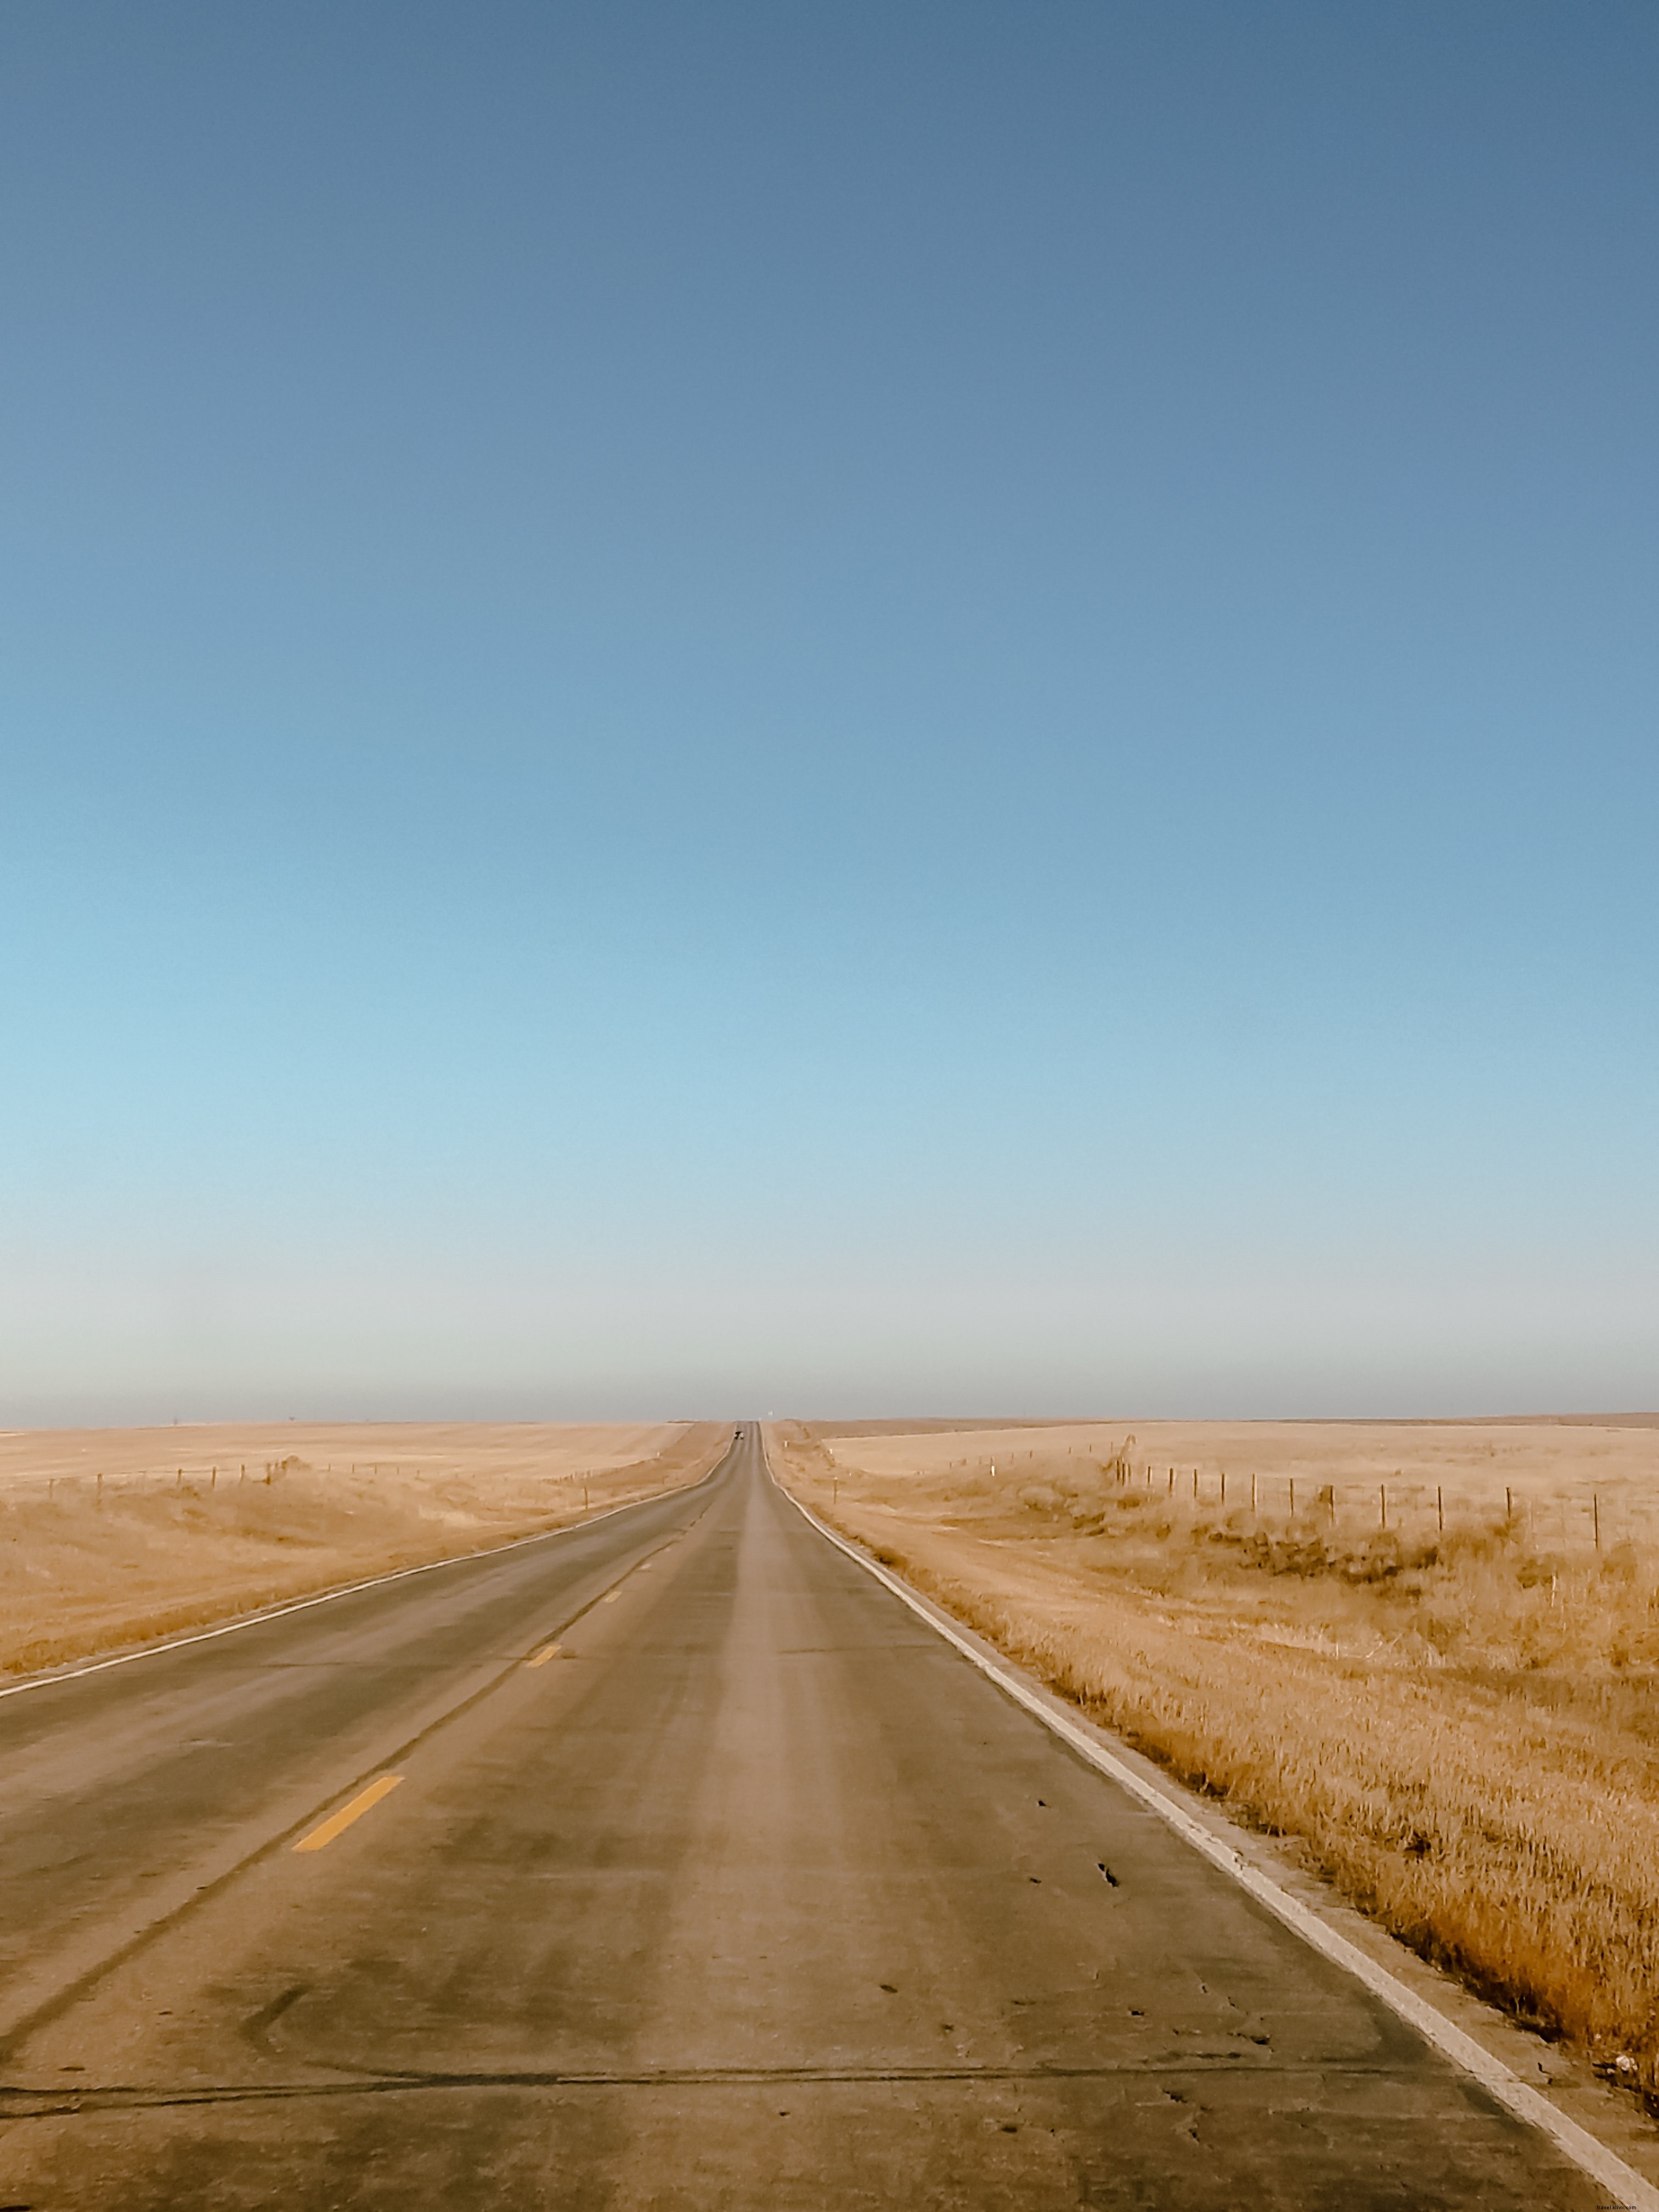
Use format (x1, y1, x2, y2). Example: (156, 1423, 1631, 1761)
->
(0, 1429, 1616, 2207)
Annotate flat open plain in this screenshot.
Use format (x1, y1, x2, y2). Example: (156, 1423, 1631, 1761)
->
(0, 1420, 725, 1676)
(0, 1429, 1631, 2208)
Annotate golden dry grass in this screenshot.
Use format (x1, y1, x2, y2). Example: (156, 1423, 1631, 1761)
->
(0, 1419, 729, 1678)
(769, 1415, 1659, 2096)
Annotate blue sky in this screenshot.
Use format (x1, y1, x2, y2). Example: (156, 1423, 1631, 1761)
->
(2, 2, 1655, 1420)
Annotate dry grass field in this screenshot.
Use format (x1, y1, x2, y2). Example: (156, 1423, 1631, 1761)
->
(769, 1415, 1659, 2098)
(0, 1419, 730, 1679)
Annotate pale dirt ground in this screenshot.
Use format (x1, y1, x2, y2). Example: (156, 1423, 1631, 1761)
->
(768, 1414, 1659, 2102)
(0, 1420, 730, 1679)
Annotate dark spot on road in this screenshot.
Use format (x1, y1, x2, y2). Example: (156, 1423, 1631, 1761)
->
(1097, 1863, 1119, 1887)
(879, 1982, 898, 1994)
(241, 1983, 311, 2054)
(1000, 2122, 1019, 2134)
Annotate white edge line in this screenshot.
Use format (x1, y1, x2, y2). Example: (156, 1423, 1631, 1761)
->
(772, 1465, 1659, 2212)
(0, 1450, 731, 1706)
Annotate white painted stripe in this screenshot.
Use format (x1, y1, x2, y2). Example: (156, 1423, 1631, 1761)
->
(775, 1471, 1659, 2212)
(0, 1453, 731, 1705)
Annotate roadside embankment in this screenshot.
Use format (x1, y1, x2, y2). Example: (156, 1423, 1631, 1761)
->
(0, 1419, 730, 1678)
(767, 1414, 1659, 2102)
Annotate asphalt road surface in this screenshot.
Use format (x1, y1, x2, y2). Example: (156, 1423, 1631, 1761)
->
(0, 1427, 1615, 2209)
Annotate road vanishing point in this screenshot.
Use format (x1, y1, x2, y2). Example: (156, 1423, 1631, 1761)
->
(0, 1428, 1623, 2208)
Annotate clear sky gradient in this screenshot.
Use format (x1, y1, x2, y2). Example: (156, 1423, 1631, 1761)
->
(3, 2, 1655, 1421)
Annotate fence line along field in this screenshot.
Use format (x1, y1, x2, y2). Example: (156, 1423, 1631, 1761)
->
(768, 1414, 1659, 2103)
(0, 1420, 730, 1679)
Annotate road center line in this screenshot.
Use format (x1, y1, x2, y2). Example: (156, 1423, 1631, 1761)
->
(526, 1643, 561, 1667)
(293, 1775, 403, 1854)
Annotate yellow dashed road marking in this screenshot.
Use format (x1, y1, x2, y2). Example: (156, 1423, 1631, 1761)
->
(294, 1775, 403, 1853)
(526, 1643, 561, 1667)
